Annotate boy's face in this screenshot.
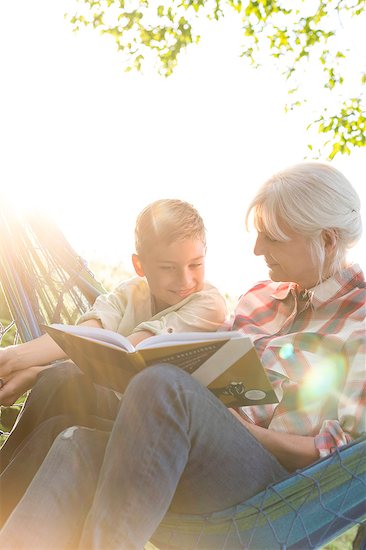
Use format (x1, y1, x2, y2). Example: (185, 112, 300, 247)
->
(132, 238, 206, 312)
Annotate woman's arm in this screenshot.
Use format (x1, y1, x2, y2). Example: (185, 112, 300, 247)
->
(230, 409, 319, 471)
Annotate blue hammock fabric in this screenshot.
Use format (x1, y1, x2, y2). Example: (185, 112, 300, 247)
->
(0, 206, 364, 549)
(152, 436, 366, 549)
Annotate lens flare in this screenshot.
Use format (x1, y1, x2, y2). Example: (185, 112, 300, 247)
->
(279, 343, 295, 360)
(299, 354, 346, 406)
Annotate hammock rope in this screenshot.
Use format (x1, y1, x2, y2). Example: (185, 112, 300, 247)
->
(151, 435, 366, 549)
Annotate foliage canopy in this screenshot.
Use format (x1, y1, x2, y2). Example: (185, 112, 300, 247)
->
(67, 0, 366, 158)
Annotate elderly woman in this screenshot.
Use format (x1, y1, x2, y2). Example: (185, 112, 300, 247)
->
(0, 162, 364, 549)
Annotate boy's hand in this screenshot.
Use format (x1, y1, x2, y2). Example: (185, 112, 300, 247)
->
(0, 365, 50, 407)
(0, 346, 20, 379)
(127, 330, 155, 347)
(0, 333, 69, 380)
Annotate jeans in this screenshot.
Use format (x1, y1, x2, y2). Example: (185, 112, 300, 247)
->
(0, 414, 114, 528)
(0, 365, 289, 549)
(0, 361, 120, 471)
(0, 362, 120, 527)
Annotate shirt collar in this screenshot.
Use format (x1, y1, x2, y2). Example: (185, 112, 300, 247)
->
(271, 264, 365, 309)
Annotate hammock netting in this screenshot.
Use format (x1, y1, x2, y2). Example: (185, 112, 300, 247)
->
(152, 436, 366, 549)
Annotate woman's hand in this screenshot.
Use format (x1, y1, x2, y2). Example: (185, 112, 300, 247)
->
(0, 365, 51, 407)
(229, 408, 319, 471)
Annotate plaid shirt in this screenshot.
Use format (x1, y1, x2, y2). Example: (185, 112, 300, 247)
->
(232, 264, 366, 457)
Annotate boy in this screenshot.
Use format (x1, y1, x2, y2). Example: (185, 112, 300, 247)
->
(78, 198, 227, 345)
(0, 199, 226, 470)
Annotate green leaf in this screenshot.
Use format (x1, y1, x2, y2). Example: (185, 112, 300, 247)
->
(64, 0, 366, 156)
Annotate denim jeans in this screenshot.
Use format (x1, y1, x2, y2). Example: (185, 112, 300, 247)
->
(0, 365, 288, 549)
(0, 361, 120, 471)
(0, 414, 114, 528)
(0, 362, 120, 528)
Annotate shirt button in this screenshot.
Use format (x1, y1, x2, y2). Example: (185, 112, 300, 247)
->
(167, 328, 174, 333)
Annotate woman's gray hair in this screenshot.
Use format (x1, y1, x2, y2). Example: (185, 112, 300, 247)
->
(246, 162, 362, 280)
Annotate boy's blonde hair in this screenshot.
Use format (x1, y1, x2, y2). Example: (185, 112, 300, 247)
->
(135, 199, 206, 256)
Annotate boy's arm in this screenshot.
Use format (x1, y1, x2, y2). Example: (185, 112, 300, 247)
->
(0, 319, 103, 406)
(0, 319, 102, 378)
(76, 285, 129, 333)
(0, 333, 66, 379)
(0, 365, 50, 407)
(127, 330, 154, 347)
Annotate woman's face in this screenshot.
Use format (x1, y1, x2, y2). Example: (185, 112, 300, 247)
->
(254, 224, 321, 290)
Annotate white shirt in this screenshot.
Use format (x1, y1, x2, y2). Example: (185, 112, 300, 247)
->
(78, 276, 227, 337)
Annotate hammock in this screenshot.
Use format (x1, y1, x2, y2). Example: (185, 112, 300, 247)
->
(0, 197, 105, 344)
(153, 436, 366, 549)
(0, 200, 106, 435)
(0, 205, 365, 549)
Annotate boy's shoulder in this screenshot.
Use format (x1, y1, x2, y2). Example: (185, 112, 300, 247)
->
(193, 281, 227, 302)
(187, 282, 228, 317)
(201, 281, 224, 293)
(111, 276, 151, 302)
(113, 276, 148, 292)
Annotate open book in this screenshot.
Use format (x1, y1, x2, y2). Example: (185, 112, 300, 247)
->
(45, 324, 278, 408)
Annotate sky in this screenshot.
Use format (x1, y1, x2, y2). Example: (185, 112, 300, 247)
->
(1, 0, 365, 299)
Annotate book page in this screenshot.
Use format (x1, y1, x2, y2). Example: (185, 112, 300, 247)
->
(48, 324, 135, 353)
(136, 330, 243, 350)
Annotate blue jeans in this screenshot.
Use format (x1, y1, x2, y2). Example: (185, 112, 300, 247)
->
(0, 361, 119, 472)
(0, 414, 114, 528)
(0, 365, 288, 549)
